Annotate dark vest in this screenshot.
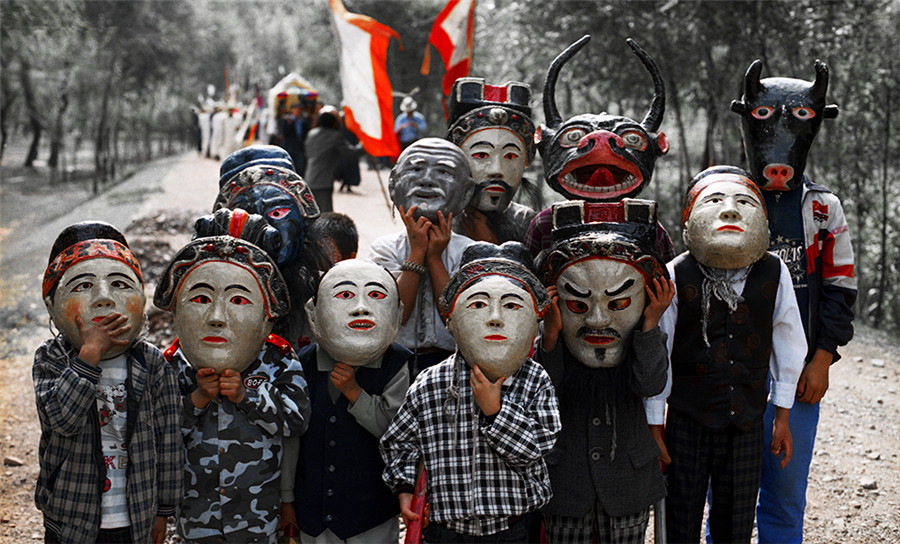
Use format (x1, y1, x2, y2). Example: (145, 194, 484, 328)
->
(294, 343, 408, 539)
(668, 253, 780, 432)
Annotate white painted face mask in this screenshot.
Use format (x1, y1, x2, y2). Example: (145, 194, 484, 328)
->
(174, 261, 273, 373)
(557, 259, 646, 368)
(684, 180, 769, 269)
(46, 258, 146, 359)
(447, 275, 539, 381)
(461, 127, 527, 213)
(307, 260, 402, 366)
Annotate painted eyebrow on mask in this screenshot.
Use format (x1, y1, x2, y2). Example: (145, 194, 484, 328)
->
(107, 272, 136, 282)
(503, 142, 523, 150)
(469, 141, 495, 149)
(500, 293, 525, 302)
(563, 282, 590, 298)
(189, 282, 215, 291)
(333, 280, 358, 289)
(605, 278, 636, 297)
(465, 291, 491, 301)
(225, 284, 252, 293)
(65, 273, 96, 286)
(365, 281, 388, 290)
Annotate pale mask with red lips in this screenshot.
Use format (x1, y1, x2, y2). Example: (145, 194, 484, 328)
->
(683, 180, 769, 269)
(306, 260, 403, 366)
(45, 258, 146, 359)
(447, 275, 539, 381)
(173, 261, 273, 373)
(557, 259, 646, 368)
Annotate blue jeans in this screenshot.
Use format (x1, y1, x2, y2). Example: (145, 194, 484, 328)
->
(756, 398, 820, 543)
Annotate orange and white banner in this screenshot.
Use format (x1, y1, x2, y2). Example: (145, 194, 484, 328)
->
(330, 0, 401, 160)
(421, 0, 476, 96)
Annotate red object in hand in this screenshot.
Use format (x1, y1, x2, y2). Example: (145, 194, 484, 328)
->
(405, 464, 427, 544)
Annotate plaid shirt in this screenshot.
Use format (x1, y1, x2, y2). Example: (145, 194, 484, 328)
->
(33, 336, 182, 543)
(380, 354, 560, 536)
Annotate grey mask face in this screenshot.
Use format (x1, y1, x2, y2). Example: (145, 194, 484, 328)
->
(389, 139, 475, 222)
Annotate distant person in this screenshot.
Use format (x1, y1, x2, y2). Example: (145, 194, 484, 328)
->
(394, 96, 426, 151)
(199, 106, 212, 157)
(304, 105, 364, 213)
(279, 102, 311, 175)
(309, 212, 359, 268)
(336, 124, 363, 193)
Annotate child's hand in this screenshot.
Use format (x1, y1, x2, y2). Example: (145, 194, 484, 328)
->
(330, 362, 362, 404)
(219, 369, 245, 404)
(398, 493, 429, 529)
(76, 313, 132, 366)
(470, 365, 504, 417)
(151, 516, 168, 544)
(281, 503, 299, 537)
(772, 407, 793, 469)
(425, 211, 453, 263)
(542, 286, 562, 351)
(648, 424, 671, 468)
(643, 277, 675, 331)
(192, 368, 220, 409)
(399, 205, 431, 260)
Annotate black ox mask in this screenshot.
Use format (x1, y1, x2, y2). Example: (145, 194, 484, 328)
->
(537, 35, 669, 202)
(731, 59, 839, 191)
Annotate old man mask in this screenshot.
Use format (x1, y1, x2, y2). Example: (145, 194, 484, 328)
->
(43, 221, 145, 359)
(306, 260, 403, 366)
(388, 138, 476, 222)
(440, 242, 550, 381)
(538, 200, 668, 368)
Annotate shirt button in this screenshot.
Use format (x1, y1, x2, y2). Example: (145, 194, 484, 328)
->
(729, 360, 734, 366)
(324, 514, 333, 522)
(591, 452, 601, 461)
(729, 385, 735, 392)
(329, 440, 336, 447)
(592, 417, 601, 426)
(730, 410, 736, 416)
(327, 488, 334, 497)
(728, 334, 734, 339)
(328, 464, 336, 473)
(329, 415, 337, 423)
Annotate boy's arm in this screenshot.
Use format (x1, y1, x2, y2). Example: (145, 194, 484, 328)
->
(148, 346, 182, 521)
(348, 363, 411, 438)
(814, 196, 857, 358)
(379, 389, 421, 495)
(236, 350, 311, 437)
(478, 368, 561, 469)
(768, 259, 807, 410)
(629, 327, 669, 398)
(33, 340, 99, 436)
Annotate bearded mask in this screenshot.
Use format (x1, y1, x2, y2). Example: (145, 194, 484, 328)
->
(440, 242, 549, 381)
(682, 166, 769, 270)
(155, 209, 289, 373)
(446, 78, 535, 214)
(43, 222, 145, 359)
(731, 60, 839, 191)
(538, 199, 667, 368)
(537, 36, 669, 202)
(306, 260, 403, 366)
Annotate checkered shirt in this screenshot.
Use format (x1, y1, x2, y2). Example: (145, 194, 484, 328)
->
(33, 336, 182, 543)
(380, 353, 561, 536)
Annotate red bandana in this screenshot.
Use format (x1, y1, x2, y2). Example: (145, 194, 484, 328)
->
(42, 239, 142, 297)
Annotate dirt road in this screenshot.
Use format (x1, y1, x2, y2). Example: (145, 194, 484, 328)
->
(1, 152, 898, 543)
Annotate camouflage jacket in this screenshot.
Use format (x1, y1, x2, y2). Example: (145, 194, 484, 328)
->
(166, 335, 310, 544)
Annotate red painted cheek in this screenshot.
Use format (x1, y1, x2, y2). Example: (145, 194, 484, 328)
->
(126, 298, 144, 318)
(61, 299, 84, 322)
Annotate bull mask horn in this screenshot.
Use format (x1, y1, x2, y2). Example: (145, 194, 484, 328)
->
(543, 35, 591, 129)
(626, 38, 666, 133)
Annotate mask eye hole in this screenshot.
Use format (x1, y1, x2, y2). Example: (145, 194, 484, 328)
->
(230, 296, 252, 305)
(565, 300, 588, 314)
(559, 127, 587, 148)
(608, 297, 632, 311)
(620, 130, 648, 151)
(792, 106, 816, 120)
(466, 300, 487, 309)
(471, 151, 489, 159)
(334, 291, 355, 300)
(368, 291, 387, 300)
(190, 294, 211, 304)
(267, 207, 291, 220)
(751, 106, 774, 120)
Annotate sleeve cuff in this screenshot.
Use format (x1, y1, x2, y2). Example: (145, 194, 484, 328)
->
(394, 484, 415, 496)
(643, 398, 667, 425)
(72, 357, 101, 383)
(156, 505, 176, 517)
(769, 379, 797, 409)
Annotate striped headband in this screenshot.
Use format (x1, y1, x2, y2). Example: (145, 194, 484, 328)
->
(43, 239, 142, 298)
(682, 167, 766, 227)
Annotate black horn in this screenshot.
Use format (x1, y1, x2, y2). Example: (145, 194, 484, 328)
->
(810, 59, 830, 102)
(543, 35, 590, 129)
(626, 38, 666, 133)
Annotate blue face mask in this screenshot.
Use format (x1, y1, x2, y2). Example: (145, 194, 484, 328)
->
(230, 185, 305, 268)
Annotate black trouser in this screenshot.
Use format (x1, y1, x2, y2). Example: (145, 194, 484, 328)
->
(424, 517, 529, 543)
(46, 526, 132, 544)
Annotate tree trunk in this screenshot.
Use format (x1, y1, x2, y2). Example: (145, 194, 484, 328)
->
(20, 58, 43, 167)
(94, 75, 114, 192)
(48, 66, 73, 178)
(874, 67, 892, 322)
(667, 74, 692, 198)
